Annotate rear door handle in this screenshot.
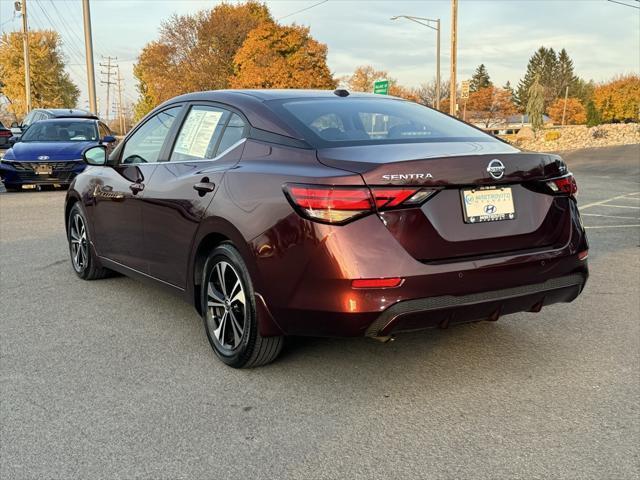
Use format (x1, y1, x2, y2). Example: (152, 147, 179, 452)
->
(130, 182, 145, 194)
(193, 181, 216, 195)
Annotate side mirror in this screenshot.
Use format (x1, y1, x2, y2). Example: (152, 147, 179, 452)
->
(10, 122, 18, 128)
(84, 145, 107, 166)
(102, 135, 117, 143)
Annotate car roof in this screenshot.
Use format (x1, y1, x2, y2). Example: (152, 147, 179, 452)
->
(34, 108, 99, 119)
(35, 118, 97, 124)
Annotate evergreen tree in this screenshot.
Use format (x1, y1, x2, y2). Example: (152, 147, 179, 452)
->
(556, 48, 578, 99)
(469, 64, 492, 92)
(515, 46, 558, 111)
(526, 74, 545, 136)
(586, 101, 601, 127)
(503, 81, 516, 104)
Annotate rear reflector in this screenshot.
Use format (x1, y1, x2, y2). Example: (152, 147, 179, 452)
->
(547, 174, 578, 196)
(284, 184, 434, 224)
(578, 250, 589, 261)
(0, 131, 11, 137)
(352, 277, 403, 289)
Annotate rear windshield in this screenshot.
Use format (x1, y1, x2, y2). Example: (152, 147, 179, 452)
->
(21, 120, 98, 142)
(271, 97, 497, 147)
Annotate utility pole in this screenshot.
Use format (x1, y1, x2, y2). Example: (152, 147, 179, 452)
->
(82, 0, 98, 114)
(561, 85, 569, 126)
(17, 0, 32, 112)
(100, 56, 117, 121)
(116, 67, 125, 134)
(449, 0, 458, 116)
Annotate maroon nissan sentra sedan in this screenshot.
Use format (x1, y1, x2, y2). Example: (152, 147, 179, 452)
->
(65, 89, 588, 368)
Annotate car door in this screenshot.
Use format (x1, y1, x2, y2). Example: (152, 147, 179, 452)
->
(91, 105, 184, 272)
(141, 103, 248, 288)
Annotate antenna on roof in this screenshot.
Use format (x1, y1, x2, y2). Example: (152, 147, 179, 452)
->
(333, 89, 350, 97)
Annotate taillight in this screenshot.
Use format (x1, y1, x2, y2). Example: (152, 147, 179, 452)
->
(547, 173, 578, 196)
(0, 131, 11, 137)
(352, 277, 403, 289)
(284, 184, 435, 224)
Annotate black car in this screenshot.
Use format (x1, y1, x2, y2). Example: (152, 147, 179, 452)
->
(10, 109, 99, 140)
(0, 121, 12, 150)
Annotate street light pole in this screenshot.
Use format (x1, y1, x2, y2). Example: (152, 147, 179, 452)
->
(82, 0, 98, 114)
(18, 0, 32, 113)
(390, 15, 441, 110)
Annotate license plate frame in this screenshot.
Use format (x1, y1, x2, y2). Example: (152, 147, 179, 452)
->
(35, 164, 53, 175)
(461, 186, 516, 224)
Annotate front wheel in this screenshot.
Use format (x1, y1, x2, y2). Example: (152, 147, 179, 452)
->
(201, 244, 283, 368)
(67, 203, 111, 280)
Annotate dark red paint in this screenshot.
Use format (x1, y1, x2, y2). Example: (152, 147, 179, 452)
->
(65, 90, 588, 338)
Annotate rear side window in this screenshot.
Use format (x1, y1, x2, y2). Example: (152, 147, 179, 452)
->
(170, 106, 229, 162)
(272, 98, 497, 147)
(215, 114, 246, 154)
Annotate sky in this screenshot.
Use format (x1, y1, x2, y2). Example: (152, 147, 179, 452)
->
(1, 0, 639, 118)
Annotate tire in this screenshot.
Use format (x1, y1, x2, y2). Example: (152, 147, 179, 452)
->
(67, 203, 111, 280)
(201, 243, 283, 368)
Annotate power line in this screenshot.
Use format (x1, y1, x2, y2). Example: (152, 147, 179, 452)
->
(607, 0, 640, 8)
(277, 0, 328, 20)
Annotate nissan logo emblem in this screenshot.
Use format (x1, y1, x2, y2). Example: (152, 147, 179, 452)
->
(487, 159, 506, 179)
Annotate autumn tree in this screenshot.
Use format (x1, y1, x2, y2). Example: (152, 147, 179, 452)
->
(340, 65, 416, 101)
(466, 86, 517, 128)
(133, 1, 271, 119)
(547, 97, 586, 125)
(0, 30, 79, 120)
(413, 78, 450, 109)
(526, 75, 545, 136)
(231, 22, 335, 89)
(469, 64, 492, 92)
(593, 74, 640, 122)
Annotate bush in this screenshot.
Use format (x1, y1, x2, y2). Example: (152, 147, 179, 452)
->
(544, 130, 561, 141)
(591, 127, 607, 139)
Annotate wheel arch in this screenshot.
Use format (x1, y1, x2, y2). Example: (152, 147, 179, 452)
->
(189, 218, 284, 336)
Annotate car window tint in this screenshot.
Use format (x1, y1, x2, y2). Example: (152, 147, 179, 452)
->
(20, 121, 99, 142)
(274, 98, 496, 147)
(122, 106, 182, 164)
(215, 113, 246, 155)
(170, 106, 229, 162)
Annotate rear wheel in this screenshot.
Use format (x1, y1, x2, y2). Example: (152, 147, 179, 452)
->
(201, 244, 283, 368)
(67, 203, 110, 280)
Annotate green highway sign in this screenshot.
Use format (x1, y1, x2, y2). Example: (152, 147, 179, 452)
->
(373, 79, 389, 95)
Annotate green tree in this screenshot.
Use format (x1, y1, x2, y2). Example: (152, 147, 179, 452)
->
(469, 64, 492, 92)
(585, 101, 601, 127)
(526, 75, 545, 136)
(516, 47, 557, 111)
(133, 1, 271, 118)
(0, 30, 79, 120)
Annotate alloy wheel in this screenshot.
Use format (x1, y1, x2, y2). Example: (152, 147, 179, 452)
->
(69, 213, 88, 272)
(206, 261, 247, 351)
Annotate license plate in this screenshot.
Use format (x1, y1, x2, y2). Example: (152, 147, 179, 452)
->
(461, 186, 516, 223)
(35, 164, 52, 175)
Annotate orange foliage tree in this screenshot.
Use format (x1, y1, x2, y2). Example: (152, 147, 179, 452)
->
(133, 1, 271, 119)
(340, 65, 418, 101)
(231, 22, 335, 89)
(465, 86, 517, 128)
(547, 97, 586, 125)
(593, 74, 640, 122)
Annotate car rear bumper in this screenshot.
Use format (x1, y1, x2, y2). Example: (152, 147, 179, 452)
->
(253, 211, 589, 337)
(364, 272, 587, 337)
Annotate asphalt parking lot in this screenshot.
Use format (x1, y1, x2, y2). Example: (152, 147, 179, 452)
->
(1, 144, 638, 479)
